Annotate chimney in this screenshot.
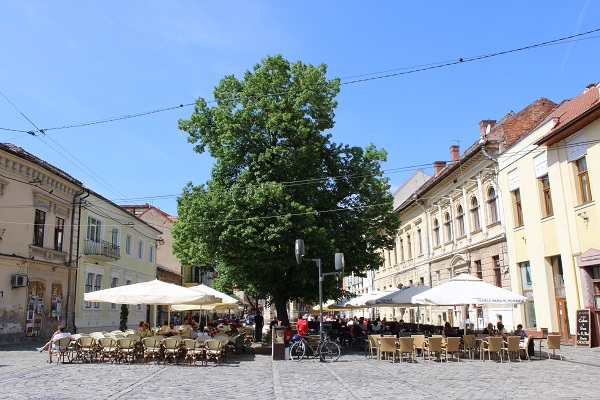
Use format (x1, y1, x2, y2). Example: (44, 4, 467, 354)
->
(479, 120, 496, 137)
(450, 145, 460, 162)
(433, 161, 447, 175)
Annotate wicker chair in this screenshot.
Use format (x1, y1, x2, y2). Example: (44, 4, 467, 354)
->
(539, 334, 562, 360)
(75, 336, 98, 363)
(141, 337, 161, 364)
(205, 339, 223, 366)
(51, 337, 74, 363)
(116, 337, 137, 364)
(397, 337, 416, 363)
(183, 339, 205, 366)
(503, 336, 522, 362)
(97, 337, 118, 363)
(442, 337, 461, 362)
(378, 336, 397, 363)
(424, 336, 443, 361)
(481, 336, 503, 362)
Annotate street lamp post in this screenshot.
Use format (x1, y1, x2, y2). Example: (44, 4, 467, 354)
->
(295, 239, 344, 339)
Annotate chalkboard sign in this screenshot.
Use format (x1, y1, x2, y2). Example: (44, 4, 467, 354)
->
(576, 309, 591, 348)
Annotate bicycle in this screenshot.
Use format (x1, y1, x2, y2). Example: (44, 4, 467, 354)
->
(290, 332, 341, 362)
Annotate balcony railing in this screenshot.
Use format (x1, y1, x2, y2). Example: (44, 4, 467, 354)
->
(83, 239, 120, 260)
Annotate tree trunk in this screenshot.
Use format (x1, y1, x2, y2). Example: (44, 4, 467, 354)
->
(272, 289, 290, 327)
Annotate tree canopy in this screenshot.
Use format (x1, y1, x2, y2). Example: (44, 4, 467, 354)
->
(173, 55, 400, 324)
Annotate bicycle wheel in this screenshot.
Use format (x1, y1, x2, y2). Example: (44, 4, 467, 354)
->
(318, 340, 341, 362)
(290, 341, 305, 361)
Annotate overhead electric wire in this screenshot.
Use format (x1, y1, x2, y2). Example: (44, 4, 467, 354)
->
(1, 28, 598, 135)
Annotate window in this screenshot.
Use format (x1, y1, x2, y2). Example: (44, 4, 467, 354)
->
(111, 227, 119, 246)
(399, 238, 404, 262)
(474, 260, 482, 280)
(550, 256, 565, 297)
(34, 209, 46, 247)
(444, 212, 453, 242)
(417, 229, 423, 255)
(493, 256, 501, 287)
(513, 189, 524, 227)
(520, 261, 536, 328)
(125, 233, 133, 256)
(393, 244, 398, 265)
(487, 187, 498, 224)
(54, 217, 64, 251)
(406, 233, 412, 259)
(456, 205, 465, 237)
(592, 266, 600, 310)
(138, 239, 144, 260)
(436, 271, 441, 286)
(110, 276, 118, 310)
(540, 175, 553, 217)
(576, 157, 592, 204)
(470, 197, 480, 231)
(433, 218, 440, 247)
(84, 272, 103, 309)
(87, 216, 102, 242)
(93, 274, 102, 308)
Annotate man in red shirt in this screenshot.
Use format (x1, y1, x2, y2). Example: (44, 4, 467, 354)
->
(296, 317, 309, 337)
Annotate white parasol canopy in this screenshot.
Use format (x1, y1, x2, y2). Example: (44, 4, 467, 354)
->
(375, 285, 431, 307)
(312, 298, 354, 311)
(170, 284, 239, 312)
(83, 279, 216, 305)
(411, 274, 527, 305)
(344, 288, 399, 308)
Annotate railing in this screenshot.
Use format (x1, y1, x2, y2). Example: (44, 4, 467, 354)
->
(83, 239, 120, 260)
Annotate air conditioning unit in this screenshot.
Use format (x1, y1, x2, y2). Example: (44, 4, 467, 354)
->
(11, 274, 27, 288)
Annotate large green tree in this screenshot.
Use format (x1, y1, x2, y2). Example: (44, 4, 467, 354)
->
(173, 55, 399, 325)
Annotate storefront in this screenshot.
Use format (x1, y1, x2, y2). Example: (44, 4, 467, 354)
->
(576, 248, 600, 347)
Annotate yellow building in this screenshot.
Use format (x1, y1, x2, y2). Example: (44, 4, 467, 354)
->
(499, 82, 600, 344)
(377, 98, 556, 330)
(74, 192, 162, 332)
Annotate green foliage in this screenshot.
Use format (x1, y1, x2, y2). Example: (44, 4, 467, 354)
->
(119, 304, 129, 332)
(173, 55, 400, 324)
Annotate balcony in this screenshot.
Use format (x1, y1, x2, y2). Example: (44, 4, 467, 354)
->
(83, 239, 120, 261)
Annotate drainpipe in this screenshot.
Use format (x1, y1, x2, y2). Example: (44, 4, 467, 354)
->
(67, 189, 89, 333)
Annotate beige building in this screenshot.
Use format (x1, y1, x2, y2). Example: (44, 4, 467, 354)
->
(74, 193, 162, 332)
(498, 82, 600, 344)
(376, 98, 556, 330)
(0, 143, 84, 344)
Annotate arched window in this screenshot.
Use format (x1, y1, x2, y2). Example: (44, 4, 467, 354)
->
(471, 196, 480, 231)
(444, 212, 453, 242)
(433, 218, 440, 247)
(487, 186, 498, 224)
(456, 204, 465, 237)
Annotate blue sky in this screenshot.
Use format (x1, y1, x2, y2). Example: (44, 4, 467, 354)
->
(1, 1, 598, 216)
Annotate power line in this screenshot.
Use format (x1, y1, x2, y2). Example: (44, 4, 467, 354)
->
(1, 28, 598, 135)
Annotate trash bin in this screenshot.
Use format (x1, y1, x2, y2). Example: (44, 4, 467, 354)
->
(272, 326, 287, 360)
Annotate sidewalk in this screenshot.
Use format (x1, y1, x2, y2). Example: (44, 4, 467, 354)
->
(1, 340, 599, 399)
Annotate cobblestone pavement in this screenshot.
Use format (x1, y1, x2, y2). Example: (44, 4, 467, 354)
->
(1, 341, 599, 399)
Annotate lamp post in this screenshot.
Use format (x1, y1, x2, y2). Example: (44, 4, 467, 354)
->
(295, 239, 344, 338)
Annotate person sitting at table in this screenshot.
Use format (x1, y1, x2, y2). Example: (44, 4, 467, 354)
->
(137, 320, 146, 332)
(139, 322, 152, 338)
(37, 325, 74, 363)
(159, 321, 170, 334)
(442, 322, 457, 337)
(496, 322, 509, 339)
(513, 324, 526, 339)
(165, 322, 179, 336)
(229, 323, 239, 335)
(483, 322, 495, 335)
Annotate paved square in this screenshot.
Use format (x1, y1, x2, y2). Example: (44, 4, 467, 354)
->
(1, 342, 599, 399)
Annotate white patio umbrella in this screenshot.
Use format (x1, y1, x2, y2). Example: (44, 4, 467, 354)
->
(345, 288, 400, 308)
(375, 285, 431, 307)
(83, 279, 216, 305)
(411, 274, 527, 305)
(312, 298, 354, 311)
(170, 284, 239, 312)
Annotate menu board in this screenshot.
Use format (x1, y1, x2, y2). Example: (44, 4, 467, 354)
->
(576, 309, 591, 348)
